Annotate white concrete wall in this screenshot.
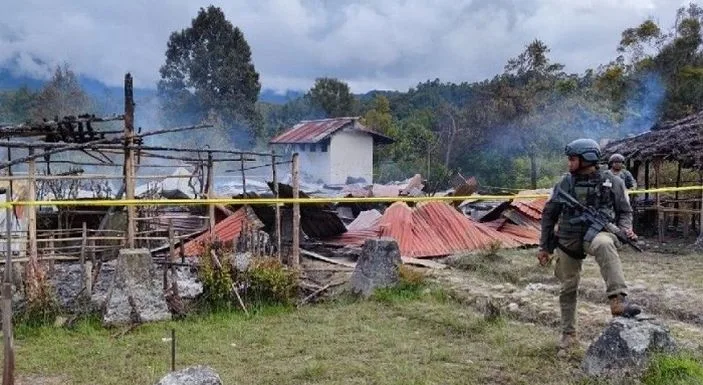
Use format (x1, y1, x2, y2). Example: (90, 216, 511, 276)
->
(297, 142, 331, 184)
(274, 143, 331, 184)
(329, 129, 374, 184)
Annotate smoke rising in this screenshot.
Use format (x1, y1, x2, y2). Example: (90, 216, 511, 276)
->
(618, 71, 666, 137)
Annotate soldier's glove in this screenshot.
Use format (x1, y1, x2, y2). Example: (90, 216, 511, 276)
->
(623, 228, 638, 241)
(537, 250, 551, 267)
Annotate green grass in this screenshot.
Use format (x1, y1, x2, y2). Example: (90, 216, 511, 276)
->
(642, 353, 703, 385)
(5, 286, 592, 385)
(6, 284, 701, 385)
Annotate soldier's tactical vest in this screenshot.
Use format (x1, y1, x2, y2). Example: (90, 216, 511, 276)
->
(556, 170, 617, 257)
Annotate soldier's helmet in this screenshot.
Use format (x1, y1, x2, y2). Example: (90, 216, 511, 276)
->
(608, 153, 625, 166)
(564, 138, 601, 163)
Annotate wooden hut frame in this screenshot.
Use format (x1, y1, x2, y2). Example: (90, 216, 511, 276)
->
(0, 73, 298, 384)
(603, 111, 703, 244)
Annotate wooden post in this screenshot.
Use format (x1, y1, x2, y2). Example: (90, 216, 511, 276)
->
(691, 170, 703, 249)
(2, 282, 14, 385)
(674, 161, 682, 231)
(654, 158, 663, 243)
(124, 73, 136, 249)
(168, 219, 177, 296)
(89, 238, 96, 266)
(272, 151, 282, 262)
(206, 152, 215, 234)
(3, 182, 14, 385)
(240, 155, 246, 196)
(28, 148, 37, 266)
(291, 153, 300, 268)
(644, 160, 650, 201)
(80, 222, 87, 289)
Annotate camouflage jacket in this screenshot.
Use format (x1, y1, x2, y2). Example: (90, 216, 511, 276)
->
(610, 169, 637, 189)
(539, 169, 633, 256)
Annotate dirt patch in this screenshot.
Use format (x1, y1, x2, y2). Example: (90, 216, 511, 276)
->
(433, 247, 703, 349)
(17, 375, 68, 385)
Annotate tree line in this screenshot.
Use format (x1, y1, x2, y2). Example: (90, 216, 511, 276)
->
(3, 4, 703, 189)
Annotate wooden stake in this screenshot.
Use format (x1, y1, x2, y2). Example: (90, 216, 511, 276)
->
(28, 148, 37, 266)
(80, 222, 87, 289)
(654, 158, 663, 243)
(696, 172, 703, 248)
(272, 151, 282, 261)
(674, 161, 682, 230)
(124, 73, 136, 249)
(2, 152, 14, 384)
(240, 155, 246, 196)
(207, 152, 215, 234)
(2, 283, 14, 385)
(168, 219, 177, 296)
(644, 160, 650, 201)
(291, 153, 300, 268)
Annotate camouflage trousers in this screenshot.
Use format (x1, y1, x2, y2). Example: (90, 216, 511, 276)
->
(554, 232, 628, 334)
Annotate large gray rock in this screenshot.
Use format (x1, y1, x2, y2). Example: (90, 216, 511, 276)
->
(103, 249, 171, 326)
(583, 317, 677, 377)
(350, 238, 402, 297)
(155, 366, 222, 385)
(50, 262, 84, 311)
(92, 260, 117, 311)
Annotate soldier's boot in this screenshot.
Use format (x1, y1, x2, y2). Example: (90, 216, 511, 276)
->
(557, 332, 578, 358)
(609, 294, 641, 318)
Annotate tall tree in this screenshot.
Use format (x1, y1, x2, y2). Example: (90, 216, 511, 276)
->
(307, 77, 356, 117)
(158, 6, 262, 138)
(0, 86, 37, 124)
(502, 40, 566, 188)
(31, 64, 92, 120)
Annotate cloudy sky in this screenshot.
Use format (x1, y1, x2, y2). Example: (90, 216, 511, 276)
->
(0, 0, 690, 93)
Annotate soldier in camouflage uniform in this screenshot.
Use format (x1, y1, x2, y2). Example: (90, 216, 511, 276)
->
(608, 153, 637, 189)
(537, 139, 642, 355)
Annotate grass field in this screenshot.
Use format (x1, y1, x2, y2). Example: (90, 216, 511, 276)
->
(8, 284, 594, 385)
(6, 246, 703, 385)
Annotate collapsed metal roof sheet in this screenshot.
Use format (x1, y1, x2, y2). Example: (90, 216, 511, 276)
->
(183, 206, 263, 256)
(269, 117, 394, 144)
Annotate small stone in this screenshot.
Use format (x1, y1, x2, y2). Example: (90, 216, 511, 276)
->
(155, 365, 222, 385)
(53, 316, 67, 327)
(582, 317, 677, 378)
(507, 302, 519, 312)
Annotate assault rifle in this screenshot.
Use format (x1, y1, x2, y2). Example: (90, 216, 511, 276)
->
(553, 185, 643, 252)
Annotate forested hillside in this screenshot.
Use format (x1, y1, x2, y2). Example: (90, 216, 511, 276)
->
(3, 4, 703, 189)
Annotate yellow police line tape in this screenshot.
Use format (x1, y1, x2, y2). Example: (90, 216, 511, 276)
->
(0, 185, 701, 209)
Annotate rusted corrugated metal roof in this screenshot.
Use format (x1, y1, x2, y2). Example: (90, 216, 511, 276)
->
(511, 197, 547, 221)
(269, 117, 394, 144)
(323, 202, 529, 257)
(497, 222, 540, 245)
(183, 206, 263, 256)
(376, 201, 523, 258)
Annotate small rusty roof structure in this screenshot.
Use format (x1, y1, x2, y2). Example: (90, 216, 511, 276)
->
(602, 111, 703, 168)
(269, 117, 394, 145)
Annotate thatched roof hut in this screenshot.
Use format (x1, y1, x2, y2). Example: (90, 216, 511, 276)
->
(603, 111, 703, 169)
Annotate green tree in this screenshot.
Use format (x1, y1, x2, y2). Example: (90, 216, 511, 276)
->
(158, 6, 262, 136)
(362, 95, 397, 136)
(307, 77, 356, 117)
(501, 39, 566, 188)
(31, 64, 92, 120)
(0, 86, 37, 124)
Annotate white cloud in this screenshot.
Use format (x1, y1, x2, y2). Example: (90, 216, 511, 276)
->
(0, 0, 687, 93)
